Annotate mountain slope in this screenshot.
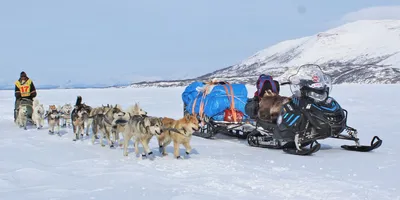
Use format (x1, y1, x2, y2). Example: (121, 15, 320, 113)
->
(130, 20, 400, 87)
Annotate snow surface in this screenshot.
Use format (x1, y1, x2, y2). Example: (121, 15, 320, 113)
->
(0, 85, 399, 200)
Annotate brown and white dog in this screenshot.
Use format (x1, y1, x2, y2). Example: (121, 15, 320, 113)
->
(258, 90, 291, 123)
(157, 114, 200, 159)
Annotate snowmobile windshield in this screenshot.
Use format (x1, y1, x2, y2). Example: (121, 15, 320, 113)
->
(288, 64, 332, 101)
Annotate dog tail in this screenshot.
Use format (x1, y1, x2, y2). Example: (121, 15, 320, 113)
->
(33, 98, 39, 108)
(126, 104, 135, 116)
(75, 96, 82, 106)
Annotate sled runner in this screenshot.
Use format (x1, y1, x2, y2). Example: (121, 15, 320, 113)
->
(246, 64, 382, 155)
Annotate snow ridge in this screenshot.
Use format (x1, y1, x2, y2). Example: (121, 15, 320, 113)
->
(130, 20, 400, 88)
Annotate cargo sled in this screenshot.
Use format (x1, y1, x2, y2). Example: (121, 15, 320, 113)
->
(182, 80, 255, 139)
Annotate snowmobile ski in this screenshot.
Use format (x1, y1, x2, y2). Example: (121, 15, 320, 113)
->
(282, 140, 320, 156)
(341, 136, 382, 152)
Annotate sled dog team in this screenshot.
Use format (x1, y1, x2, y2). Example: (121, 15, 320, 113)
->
(15, 96, 200, 159)
(15, 98, 73, 132)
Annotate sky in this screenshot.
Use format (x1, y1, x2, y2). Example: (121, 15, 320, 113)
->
(1, 0, 400, 88)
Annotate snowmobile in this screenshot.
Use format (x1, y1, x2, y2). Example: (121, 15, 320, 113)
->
(247, 64, 382, 155)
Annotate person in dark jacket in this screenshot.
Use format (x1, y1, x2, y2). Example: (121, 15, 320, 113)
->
(14, 71, 37, 121)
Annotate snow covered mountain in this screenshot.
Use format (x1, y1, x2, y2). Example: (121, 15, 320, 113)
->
(130, 19, 400, 88)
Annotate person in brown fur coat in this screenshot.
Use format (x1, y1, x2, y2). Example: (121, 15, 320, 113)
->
(258, 89, 291, 123)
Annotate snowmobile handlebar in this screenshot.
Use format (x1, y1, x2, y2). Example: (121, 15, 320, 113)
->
(280, 81, 291, 85)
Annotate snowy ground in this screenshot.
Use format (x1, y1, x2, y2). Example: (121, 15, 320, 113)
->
(0, 84, 399, 200)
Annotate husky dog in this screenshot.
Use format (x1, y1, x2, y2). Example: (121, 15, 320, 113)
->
(157, 114, 200, 159)
(71, 96, 92, 140)
(72, 108, 89, 140)
(110, 102, 148, 147)
(16, 104, 29, 130)
(126, 102, 148, 116)
(60, 103, 73, 128)
(89, 104, 112, 143)
(32, 98, 45, 129)
(258, 90, 291, 123)
(46, 105, 61, 134)
(118, 115, 162, 158)
(91, 104, 128, 147)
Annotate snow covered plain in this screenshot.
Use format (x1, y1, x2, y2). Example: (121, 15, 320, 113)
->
(0, 84, 399, 200)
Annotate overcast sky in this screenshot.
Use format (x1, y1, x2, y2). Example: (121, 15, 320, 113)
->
(1, 0, 400, 87)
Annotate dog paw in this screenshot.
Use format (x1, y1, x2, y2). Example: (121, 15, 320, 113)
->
(176, 156, 183, 160)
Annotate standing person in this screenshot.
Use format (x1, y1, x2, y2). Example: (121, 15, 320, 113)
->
(14, 71, 37, 121)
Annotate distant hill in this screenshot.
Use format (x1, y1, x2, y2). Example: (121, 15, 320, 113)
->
(129, 20, 400, 88)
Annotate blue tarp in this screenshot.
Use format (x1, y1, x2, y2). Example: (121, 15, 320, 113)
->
(182, 82, 249, 121)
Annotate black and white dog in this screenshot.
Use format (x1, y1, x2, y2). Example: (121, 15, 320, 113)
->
(71, 96, 92, 141)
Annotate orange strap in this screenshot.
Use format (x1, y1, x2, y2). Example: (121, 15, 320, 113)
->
(191, 91, 201, 116)
(191, 82, 237, 123)
(192, 84, 212, 120)
(199, 85, 211, 119)
(222, 82, 237, 122)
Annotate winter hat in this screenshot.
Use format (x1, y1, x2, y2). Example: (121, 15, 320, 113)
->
(20, 71, 27, 77)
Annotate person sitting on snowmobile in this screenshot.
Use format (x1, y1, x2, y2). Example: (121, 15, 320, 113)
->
(14, 71, 37, 121)
(245, 74, 281, 119)
(253, 74, 280, 100)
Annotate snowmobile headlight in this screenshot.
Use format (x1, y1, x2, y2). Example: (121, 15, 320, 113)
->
(307, 91, 328, 102)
